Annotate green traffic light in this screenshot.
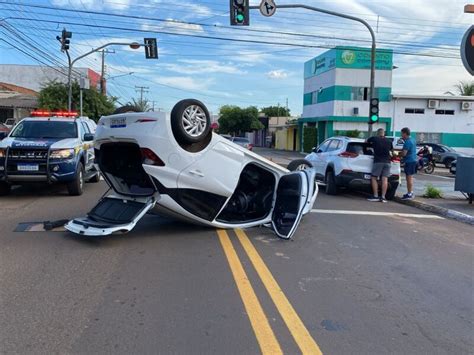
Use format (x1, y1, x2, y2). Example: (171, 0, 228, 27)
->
(370, 115, 378, 122)
(236, 13, 244, 22)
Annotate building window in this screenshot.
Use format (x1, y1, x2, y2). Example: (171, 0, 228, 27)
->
(405, 108, 425, 114)
(312, 91, 318, 104)
(435, 109, 455, 115)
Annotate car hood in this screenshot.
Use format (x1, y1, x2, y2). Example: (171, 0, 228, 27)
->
(0, 137, 79, 149)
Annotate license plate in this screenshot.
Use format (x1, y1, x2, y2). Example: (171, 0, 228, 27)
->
(18, 164, 39, 172)
(364, 174, 371, 180)
(110, 118, 126, 128)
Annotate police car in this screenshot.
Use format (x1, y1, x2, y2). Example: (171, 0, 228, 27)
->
(0, 110, 100, 196)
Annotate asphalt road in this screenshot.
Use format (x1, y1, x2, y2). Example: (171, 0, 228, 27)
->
(0, 182, 473, 354)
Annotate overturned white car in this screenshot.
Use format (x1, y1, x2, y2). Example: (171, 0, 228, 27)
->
(65, 99, 318, 239)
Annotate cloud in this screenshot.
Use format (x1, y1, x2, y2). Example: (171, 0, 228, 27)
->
(141, 20, 204, 35)
(153, 76, 214, 92)
(51, 0, 131, 10)
(267, 69, 288, 79)
(162, 59, 245, 75)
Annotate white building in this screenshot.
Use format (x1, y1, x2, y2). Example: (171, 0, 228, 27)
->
(300, 47, 474, 151)
(391, 95, 473, 149)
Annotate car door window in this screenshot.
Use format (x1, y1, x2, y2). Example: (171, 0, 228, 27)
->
(81, 122, 90, 135)
(316, 140, 331, 153)
(326, 139, 340, 152)
(78, 123, 85, 141)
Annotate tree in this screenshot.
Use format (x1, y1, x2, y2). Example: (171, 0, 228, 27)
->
(38, 81, 116, 121)
(126, 98, 152, 112)
(453, 81, 474, 96)
(261, 105, 291, 117)
(218, 105, 263, 135)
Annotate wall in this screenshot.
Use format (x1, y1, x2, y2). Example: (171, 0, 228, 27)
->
(0, 65, 97, 92)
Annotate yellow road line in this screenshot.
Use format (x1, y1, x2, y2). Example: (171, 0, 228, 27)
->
(235, 228, 323, 355)
(216, 229, 282, 355)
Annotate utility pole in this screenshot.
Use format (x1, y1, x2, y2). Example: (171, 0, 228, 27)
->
(135, 86, 149, 103)
(286, 98, 289, 115)
(99, 49, 115, 95)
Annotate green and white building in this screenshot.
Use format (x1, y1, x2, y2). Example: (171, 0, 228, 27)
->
(300, 46, 474, 151)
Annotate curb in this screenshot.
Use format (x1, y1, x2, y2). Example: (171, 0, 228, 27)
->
(394, 197, 474, 226)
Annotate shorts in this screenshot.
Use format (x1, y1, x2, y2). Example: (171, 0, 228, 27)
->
(404, 161, 417, 176)
(372, 162, 391, 178)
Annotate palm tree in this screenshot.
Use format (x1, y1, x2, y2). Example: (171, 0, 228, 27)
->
(127, 98, 151, 112)
(453, 81, 474, 96)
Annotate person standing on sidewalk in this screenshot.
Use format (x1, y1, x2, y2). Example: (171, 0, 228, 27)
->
(367, 128, 393, 203)
(400, 127, 417, 200)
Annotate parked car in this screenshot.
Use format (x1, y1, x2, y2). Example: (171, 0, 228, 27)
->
(0, 123, 10, 140)
(4, 118, 16, 129)
(65, 99, 318, 239)
(419, 143, 466, 168)
(0, 111, 100, 196)
(287, 136, 400, 200)
(231, 137, 253, 151)
(450, 160, 457, 175)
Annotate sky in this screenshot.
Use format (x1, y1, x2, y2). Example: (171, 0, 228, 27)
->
(0, 0, 472, 116)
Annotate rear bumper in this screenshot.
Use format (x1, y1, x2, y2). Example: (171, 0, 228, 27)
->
(336, 171, 399, 188)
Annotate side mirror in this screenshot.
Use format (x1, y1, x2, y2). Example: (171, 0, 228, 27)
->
(0, 132, 7, 140)
(83, 133, 94, 142)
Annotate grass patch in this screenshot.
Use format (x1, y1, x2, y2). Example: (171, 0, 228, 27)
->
(423, 184, 443, 199)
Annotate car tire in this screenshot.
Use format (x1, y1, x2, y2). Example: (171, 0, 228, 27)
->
(88, 171, 101, 183)
(325, 170, 338, 195)
(171, 99, 211, 145)
(444, 158, 455, 169)
(67, 163, 85, 196)
(0, 182, 11, 196)
(287, 159, 313, 171)
(385, 183, 398, 200)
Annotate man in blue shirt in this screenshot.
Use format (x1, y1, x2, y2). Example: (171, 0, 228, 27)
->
(400, 127, 417, 200)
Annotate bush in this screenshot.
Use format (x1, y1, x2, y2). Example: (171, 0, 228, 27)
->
(303, 127, 317, 152)
(423, 184, 443, 199)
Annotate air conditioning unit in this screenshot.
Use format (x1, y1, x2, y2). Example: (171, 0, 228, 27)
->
(461, 101, 473, 111)
(353, 107, 359, 116)
(427, 99, 439, 109)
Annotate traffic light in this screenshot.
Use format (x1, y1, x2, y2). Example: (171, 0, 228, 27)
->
(60, 28, 72, 52)
(369, 98, 379, 124)
(230, 0, 249, 26)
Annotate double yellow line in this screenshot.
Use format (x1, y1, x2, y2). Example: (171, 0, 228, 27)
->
(217, 229, 322, 355)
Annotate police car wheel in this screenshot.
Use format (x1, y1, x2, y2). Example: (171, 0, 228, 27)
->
(171, 99, 211, 145)
(0, 182, 11, 196)
(67, 163, 85, 196)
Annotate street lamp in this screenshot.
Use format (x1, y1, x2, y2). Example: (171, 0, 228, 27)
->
(66, 42, 143, 111)
(107, 72, 135, 80)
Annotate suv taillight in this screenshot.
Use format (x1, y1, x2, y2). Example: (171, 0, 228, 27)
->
(141, 148, 165, 166)
(338, 151, 358, 158)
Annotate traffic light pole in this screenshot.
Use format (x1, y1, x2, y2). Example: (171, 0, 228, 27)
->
(249, 3, 377, 136)
(67, 42, 144, 111)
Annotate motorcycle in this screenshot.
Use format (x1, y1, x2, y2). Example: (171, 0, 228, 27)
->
(418, 155, 435, 174)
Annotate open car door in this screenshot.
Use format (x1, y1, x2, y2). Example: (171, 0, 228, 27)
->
(65, 194, 157, 236)
(271, 169, 316, 239)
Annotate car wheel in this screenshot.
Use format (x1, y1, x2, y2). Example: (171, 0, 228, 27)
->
(287, 159, 312, 171)
(67, 163, 85, 196)
(88, 171, 101, 183)
(0, 182, 11, 196)
(171, 99, 211, 145)
(444, 158, 455, 169)
(385, 183, 398, 200)
(325, 170, 338, 195)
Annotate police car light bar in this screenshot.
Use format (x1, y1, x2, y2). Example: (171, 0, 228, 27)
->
(31, 110, 78, 117)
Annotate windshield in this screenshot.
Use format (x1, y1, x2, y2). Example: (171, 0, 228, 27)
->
(439, 144, 454, 152)
(10, 120, 78, 139)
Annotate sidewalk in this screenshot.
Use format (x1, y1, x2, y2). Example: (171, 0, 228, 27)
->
(398, 173, 473, 223)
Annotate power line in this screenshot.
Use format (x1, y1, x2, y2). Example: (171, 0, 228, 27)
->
(5, 17, 461, 60)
